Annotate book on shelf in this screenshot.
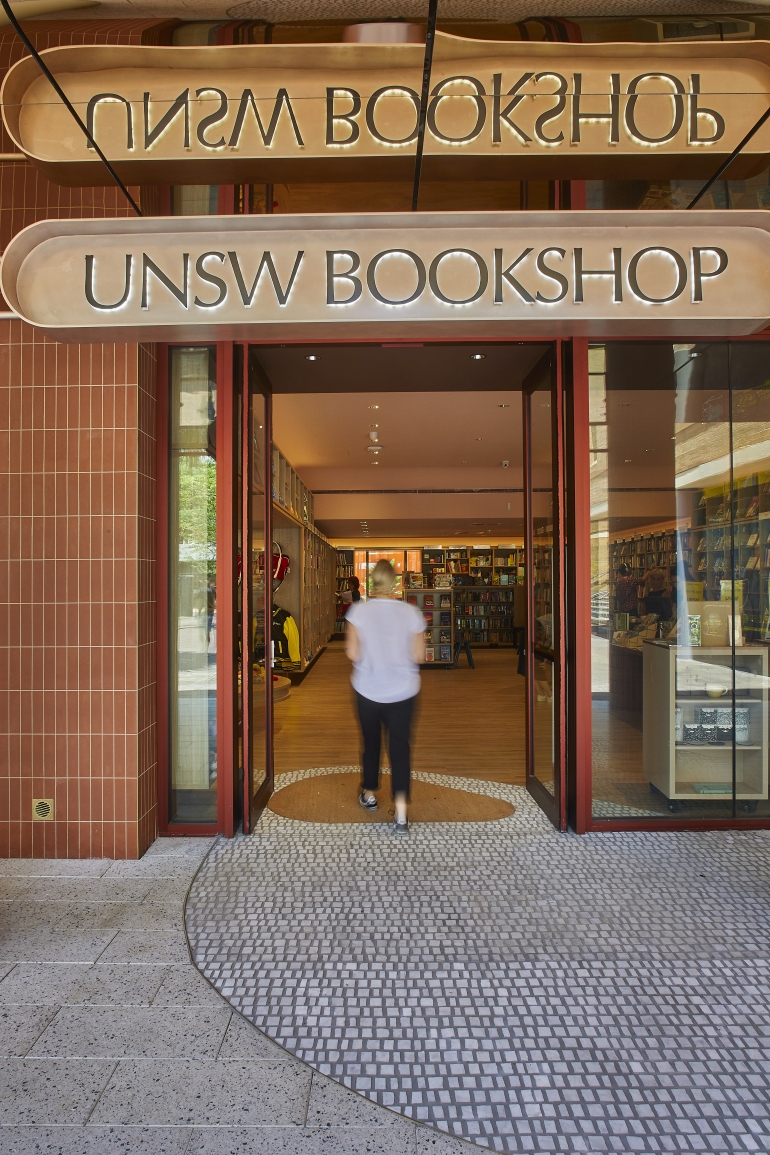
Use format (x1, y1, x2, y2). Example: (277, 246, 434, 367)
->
(440, 594, 451, 608)
(747, 533, 759, 547)
(440, 611, 451, 625)
(423, 611, 434, 625)
(439, 645, 451, 662)
(439, 629, 451, 643)
(407, 595, 417, 605)
(425, 647, 435, 662)
(434, 574, 452, 587)
(424, 595, 434, 608)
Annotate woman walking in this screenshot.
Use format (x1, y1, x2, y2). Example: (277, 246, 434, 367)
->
(345, 560, 424, 835)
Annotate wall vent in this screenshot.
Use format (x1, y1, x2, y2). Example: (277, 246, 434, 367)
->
(32, 798, 54, 821)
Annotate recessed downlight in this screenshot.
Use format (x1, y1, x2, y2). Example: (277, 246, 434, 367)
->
(305, 354, 319, 361)
(470, 353, 486, 361)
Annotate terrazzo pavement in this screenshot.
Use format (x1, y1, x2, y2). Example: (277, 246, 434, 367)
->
(186, 768, 770, 1155)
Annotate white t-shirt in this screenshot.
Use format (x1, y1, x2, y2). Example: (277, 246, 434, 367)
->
(346, 597, 425, 703)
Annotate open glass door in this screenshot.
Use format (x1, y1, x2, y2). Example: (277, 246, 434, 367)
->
(242, 348, 273, 832)
(523, 343, 567, 829)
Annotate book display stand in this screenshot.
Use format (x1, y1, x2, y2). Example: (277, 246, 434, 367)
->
(403, 587, 454, 666)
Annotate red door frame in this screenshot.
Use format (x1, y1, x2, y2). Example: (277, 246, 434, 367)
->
(522, 342, 568, 831)
(242, 346, 274, 833)
(569, 331, 770, 833)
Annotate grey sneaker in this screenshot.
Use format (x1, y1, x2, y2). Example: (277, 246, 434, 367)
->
(394, 818, 409, 836)
(359, 791, 377, 811)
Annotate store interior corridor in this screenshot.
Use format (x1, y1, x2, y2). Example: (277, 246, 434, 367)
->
(246, 342, 557, 824)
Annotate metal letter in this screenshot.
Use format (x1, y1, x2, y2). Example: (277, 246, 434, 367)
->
(366, 249, 427, 304)
(494, 248, 535, 303)
(428, 249, 489, 304)
(574, 247, 623, 302)
(427, 75, 487, 143)
(571, 73, 620, 144)
(326, 87, 361, 145)
(196, 88, 229, 148)
(84, 254, 132, 309)
(625, 73, 685, 145)
(366, 87, 421, 145)
(628, 246, 687, 303)
(692, 247, 728, 302)
(326, 251, 362, 305)
(194, 251, 228, 308)
(86, 94, 133, 151)
(535, 248, 568, 302)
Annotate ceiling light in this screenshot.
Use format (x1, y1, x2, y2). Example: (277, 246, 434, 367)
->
(305, 354, 319, 361)
(367, 445, 382, 453)
(470, 354, 486, 361)
(498, 403, 509, 408)
(368, 404, 379, 409)
(475, 438, 483, 441)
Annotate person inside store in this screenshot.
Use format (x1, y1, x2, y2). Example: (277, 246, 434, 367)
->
(643, 567, 673, 622)
(345, 560, 424, 836)
(337, 576, 361, 610)
(615, 564, 638, 615)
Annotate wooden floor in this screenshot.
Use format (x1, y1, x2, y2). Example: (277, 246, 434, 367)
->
(273, 642, 527, 786)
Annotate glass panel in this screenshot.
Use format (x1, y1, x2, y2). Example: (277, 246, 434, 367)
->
(169, 347, 217, 823)
(249, 391, 268, 798)
(171, 186, 219, 215)
(728, 345, 770, 817)
(589, 342, 770, 820)
(365, 550, 405, 597)
(530, 386, 556, 795)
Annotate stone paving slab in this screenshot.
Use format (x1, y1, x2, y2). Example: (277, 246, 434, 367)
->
(185, 770, 770, 1155)
(0, 834, 444, 1154)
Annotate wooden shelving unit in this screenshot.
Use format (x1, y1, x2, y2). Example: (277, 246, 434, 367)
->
(643, 641, 769, 812)
(334, 548, 354, 635)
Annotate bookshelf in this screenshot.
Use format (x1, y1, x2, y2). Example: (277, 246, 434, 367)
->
(334, 548, 355, 634)
(455, 588, 517, 645)
(404, 588, 454, 665)
(421, 548, 446, 584)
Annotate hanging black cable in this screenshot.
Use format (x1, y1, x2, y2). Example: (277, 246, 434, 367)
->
(687, 105, 770, 210)
(0, 0, 142, 215)
(412, 0, 439, 212)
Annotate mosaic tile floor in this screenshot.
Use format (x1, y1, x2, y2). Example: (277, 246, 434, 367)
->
(186, 768, 770, 1154)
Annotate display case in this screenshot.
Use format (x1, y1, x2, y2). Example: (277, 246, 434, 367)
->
(404, 588, 454, 665)
(643, 641, 769, 812)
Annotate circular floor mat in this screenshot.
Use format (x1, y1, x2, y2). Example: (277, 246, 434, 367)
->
(268, 770, 515, 823)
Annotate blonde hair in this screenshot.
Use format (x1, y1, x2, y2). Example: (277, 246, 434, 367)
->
(371, 559, 397, 596)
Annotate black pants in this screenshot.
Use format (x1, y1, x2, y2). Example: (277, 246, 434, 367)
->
(355, 692, 417, 799)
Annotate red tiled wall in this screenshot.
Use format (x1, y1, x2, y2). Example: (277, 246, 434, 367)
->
(0, 21, 165, 857)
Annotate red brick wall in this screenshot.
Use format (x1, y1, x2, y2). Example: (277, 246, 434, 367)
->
(0, 21, 165, 857)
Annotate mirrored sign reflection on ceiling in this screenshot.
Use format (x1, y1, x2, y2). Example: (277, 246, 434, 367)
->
(4, 34, 770, 184)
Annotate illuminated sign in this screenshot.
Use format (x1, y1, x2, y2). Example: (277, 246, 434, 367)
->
(3, 211, 768, 342)
(4, 35, 770, 184)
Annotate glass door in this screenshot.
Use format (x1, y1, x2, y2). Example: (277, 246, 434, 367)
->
(523, 344, 566, 829)
(242, 348, 272, 832)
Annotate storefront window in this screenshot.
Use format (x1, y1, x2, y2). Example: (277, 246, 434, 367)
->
(530, 386, 556, 796)
(590, 342, 770, 819)
(169, 347, 218, 823)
